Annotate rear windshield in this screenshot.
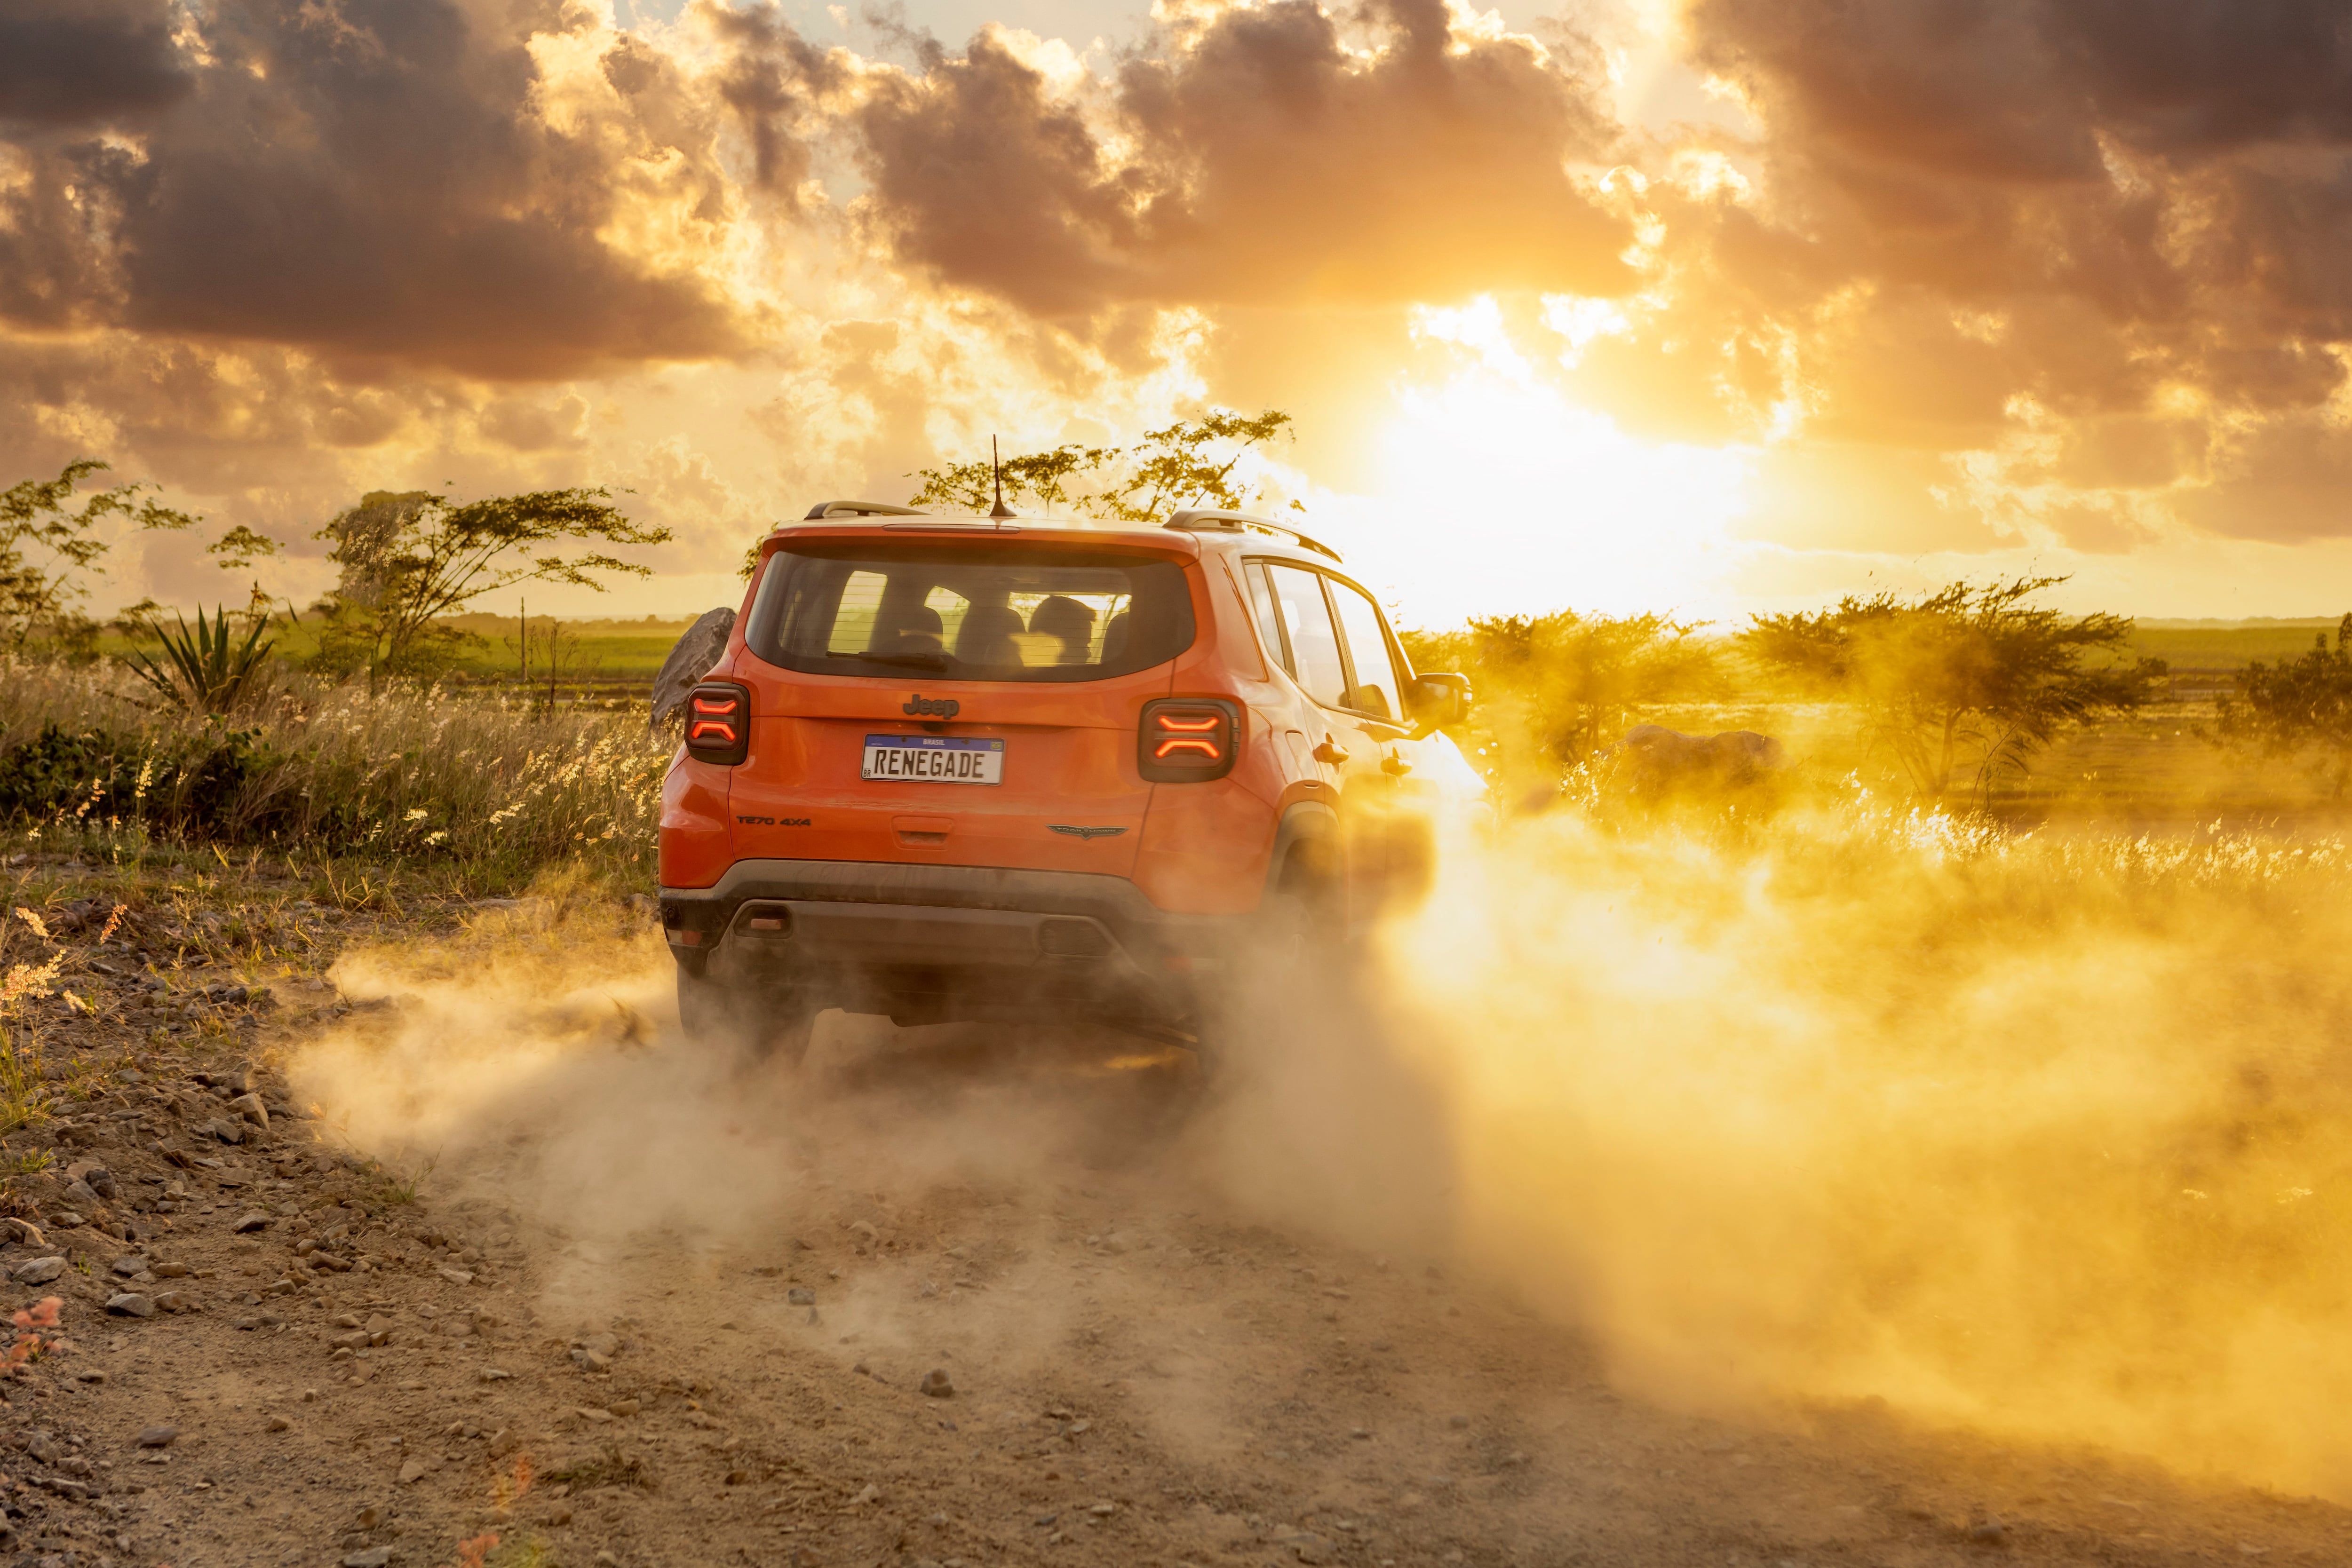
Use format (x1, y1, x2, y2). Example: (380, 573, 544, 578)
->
(748, 540, 1197, 683)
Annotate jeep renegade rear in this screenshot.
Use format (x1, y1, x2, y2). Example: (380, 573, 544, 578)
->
(657, 503, 1477, 1061)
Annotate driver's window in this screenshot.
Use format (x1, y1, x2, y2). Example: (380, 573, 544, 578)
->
(1327, 577, 1406, 721)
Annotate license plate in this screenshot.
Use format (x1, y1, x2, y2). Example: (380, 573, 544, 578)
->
(861, 734, 1005, 784)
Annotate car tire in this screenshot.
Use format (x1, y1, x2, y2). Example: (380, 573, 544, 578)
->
(677, 966, 818, 1067)
(1190, 872, 1342, 1074)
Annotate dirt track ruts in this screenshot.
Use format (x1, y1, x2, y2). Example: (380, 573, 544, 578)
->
(0, 870, 2345, 1568)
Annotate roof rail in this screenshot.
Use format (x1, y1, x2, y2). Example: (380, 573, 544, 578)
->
(802, 500, 929, 520)
(1163, 508, 1341, 562)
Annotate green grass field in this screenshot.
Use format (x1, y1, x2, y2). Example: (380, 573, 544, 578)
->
(2130, 619, 2344, 673)
(103, 610, 707, 702)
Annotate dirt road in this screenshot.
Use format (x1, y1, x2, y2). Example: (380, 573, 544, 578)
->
(0, 872, 2345, 1568)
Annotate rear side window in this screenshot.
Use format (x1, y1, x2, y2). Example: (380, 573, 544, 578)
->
(1327, 577, 1408, 721)
(1266, 564, 1349, 707)
(749, 541, 1195, 682)
(1243, 562, 1285, 670)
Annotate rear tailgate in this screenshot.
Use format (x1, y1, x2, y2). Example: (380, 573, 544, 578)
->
(723, 528, 1205, 879)
(727, 676, 1169, 875)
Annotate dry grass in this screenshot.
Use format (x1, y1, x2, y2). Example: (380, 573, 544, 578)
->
(0, 658, 670, 892)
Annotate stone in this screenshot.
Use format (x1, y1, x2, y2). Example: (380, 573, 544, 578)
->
(787, 1287, 816, 1306)
(65, 1179, 102, 1209)
(437, 1267, 474, 1286)
(106, 1293, 157, 1318)
(266, 1415, 291, 1433)
(231, 1212, 270, 1233)
(46, 1211, 85, 1229)
(13, 1256, 65, 1284)
(136, 1425, 179, 1448)
(919, 1369, 954, 1398)
(397, 1458, 428, 1485)
(0, 1218, 45, 1249)
(211, 1119, 245, 1146)
(151, 1261, 190, 1278)
(154, 1291, 193, 1313)
(109, 1256, 146, 1278)
(343, 1550, 392, 1568)
(608, 1398, 641, 1418)
(228, 1093, 270, 1130)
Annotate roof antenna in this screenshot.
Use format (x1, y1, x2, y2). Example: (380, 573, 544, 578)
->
(989, 435, 1015, 524)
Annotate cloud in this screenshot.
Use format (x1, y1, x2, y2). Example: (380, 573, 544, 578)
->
(8, 0, 2352, 606)
(855, 0, 1635, 316)
(1673, 0, 2352, 542)
(0, 0, 747, 378)
(0, 0, 192, 127)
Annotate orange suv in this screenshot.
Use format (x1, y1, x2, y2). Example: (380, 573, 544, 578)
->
(657, 502, 1479, 1061)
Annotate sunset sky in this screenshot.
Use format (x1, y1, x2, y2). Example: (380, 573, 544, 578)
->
(5, 0, 2351, 628)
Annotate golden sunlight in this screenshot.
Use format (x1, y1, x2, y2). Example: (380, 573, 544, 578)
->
(1320, 297, 1751, 625)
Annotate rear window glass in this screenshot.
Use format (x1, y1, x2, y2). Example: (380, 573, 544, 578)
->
(749, 541, 1196, 683)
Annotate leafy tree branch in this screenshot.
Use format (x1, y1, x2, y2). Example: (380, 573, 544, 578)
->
(315, 486, 666, 679)
(906, 409, 1295, 523)
(1743, 577, 2162, 800)
(2216, 615, 2352, 796)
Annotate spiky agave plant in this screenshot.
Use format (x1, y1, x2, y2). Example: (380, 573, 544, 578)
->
(122, 604, 278, 714)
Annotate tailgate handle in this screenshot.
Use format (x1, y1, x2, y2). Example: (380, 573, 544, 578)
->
(1312, 735, 1350, 765)
(893, 814, 954, 846)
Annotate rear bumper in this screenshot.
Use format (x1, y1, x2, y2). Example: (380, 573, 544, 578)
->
(659, 859, 1243, 1028)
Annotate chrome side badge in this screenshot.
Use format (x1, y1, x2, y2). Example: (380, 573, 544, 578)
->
(1048, 825, 1128, 839)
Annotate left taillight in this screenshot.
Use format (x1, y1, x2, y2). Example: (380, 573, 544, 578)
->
(1138, 697, 1240, 783)
(683, 681, 750, 766)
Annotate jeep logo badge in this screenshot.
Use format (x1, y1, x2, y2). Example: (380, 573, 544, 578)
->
(903, 694, 960, 718)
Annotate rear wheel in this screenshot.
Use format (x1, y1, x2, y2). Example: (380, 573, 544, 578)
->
(677, 966, 818, 1067)
(1189, 870, 1343, 1076)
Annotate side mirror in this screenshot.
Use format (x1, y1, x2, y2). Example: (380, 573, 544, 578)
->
(1405, 672, 1472, 735)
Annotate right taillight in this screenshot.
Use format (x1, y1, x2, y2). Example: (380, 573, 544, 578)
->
(1138, 697, 1240, 783)
(683, 681, 750, 766)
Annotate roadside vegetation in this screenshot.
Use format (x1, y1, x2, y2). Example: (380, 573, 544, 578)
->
(0, 454, 2346, 908)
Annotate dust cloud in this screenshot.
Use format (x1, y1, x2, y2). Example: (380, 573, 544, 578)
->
(1378, 800, 2352, 1498)
(285, 804, 2352, 1501)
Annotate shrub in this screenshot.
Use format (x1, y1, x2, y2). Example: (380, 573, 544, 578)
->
(0, 660, 669, 888)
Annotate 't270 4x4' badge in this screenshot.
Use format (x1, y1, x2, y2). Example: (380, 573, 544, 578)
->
(903, 693, 959, 717)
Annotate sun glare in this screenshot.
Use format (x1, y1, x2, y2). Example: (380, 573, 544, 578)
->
(1314, 299, 1750, 628)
